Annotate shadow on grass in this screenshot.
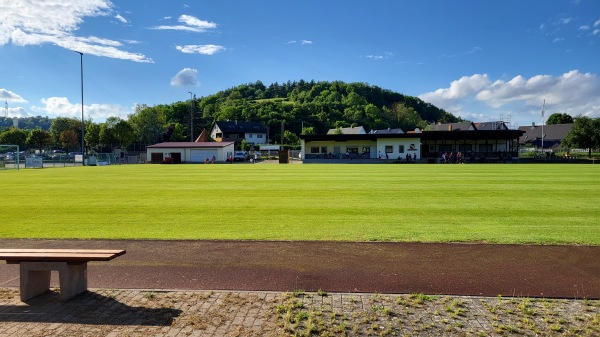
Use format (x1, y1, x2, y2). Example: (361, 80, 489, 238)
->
(0, 290, 180, 326)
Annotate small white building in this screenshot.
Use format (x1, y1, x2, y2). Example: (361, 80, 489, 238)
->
(146, 142, 235, 164)
(210, 121, 268, 145)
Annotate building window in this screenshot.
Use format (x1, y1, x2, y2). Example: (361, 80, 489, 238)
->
(347, 147, 358, 154)
(385, 145, 393, 153)
(310, 147, 319, 154)
(257, 134, 263, 138)
(479, 144, 493, 152)
(321, 146, 327, 153)
(398, 145, 405, 153)
(249, 134, 253, 138)
(459, 144, 472, 152)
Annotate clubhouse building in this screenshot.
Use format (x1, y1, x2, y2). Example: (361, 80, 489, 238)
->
(300, 122, 524, 163)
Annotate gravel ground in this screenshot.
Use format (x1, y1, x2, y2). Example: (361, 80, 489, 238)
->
(0, 288, 598, 336)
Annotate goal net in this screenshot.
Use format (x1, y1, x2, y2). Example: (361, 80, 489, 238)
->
(0, 144, 20, 170)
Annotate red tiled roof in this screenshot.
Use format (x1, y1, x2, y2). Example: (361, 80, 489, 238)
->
(147, 142, 234, 148)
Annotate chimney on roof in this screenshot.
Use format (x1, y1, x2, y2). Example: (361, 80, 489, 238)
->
(448, 124, 452, 131)
(531, 122, 536, 128)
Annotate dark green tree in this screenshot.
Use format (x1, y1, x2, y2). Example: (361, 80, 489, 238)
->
(562, 116, 600, 158)
(129, 104, 166, 145)
(0, 128, 28, 149)
(84, 121, 101, 153)
(49, 117, 81, 147)
(26, 129, 52, 152)
(283, 130, 300, 147)
(99, 117, 121, 149)
(113, 120, 136, 149)
(546, 113, 574, 125)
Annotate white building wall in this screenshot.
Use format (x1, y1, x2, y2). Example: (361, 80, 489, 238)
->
(146, 143, 234, 163)
(244, 133, 267, 144)
(376, 138, 421, 160)
(304, 140, 377, 158)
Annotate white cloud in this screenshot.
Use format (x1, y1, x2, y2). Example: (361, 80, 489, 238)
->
(580, 25, 590, 31)
(7, 107, 28, 118)
(595, 19, 600, 27)
(0, 0, 152, 63)
(365, 52, 393, 60)
(152, 15, 217, 33)
(553, 37, 564, 43)
(420, 74, 491, 103)
(114, 14, 128, 24)
(176, 44, 224, 55)
(558, 17, 573, 25)
(30, 97, 132, 120)
(419, 70, 600, 125)
(170, 68, 199, 87)
(286, 40, 313, 46)
(0, 89, 27, 103)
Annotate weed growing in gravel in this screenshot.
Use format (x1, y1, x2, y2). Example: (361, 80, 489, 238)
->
(270, 292, 600, 336)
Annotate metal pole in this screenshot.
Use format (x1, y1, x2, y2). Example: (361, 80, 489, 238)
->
(541, 99, 545, 163)
(188, 92, 194, 142)
(76, 51, 85, 165)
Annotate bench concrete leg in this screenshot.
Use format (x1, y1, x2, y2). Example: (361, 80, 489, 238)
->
(58, 263, 87, 301)
(20, 264, 51, 301)
(19, 262, 88, 301)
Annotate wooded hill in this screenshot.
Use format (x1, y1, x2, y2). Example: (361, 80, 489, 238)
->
(188, 80, 462, 141)
(1, 81, 463, 151)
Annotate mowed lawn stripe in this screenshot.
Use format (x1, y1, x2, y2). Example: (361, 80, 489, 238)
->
(1, 164, 598, 244)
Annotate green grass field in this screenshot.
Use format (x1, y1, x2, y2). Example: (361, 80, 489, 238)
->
(1, 164, 599, 244)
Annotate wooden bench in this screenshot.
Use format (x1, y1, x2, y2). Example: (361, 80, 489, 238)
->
(0, 249, 126, 301)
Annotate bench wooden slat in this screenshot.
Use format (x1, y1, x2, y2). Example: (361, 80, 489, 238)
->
(0, 249, 126, 263)
(0, 249, 125, 254)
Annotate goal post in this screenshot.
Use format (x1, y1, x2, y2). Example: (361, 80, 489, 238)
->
(0, 144, 20, 170)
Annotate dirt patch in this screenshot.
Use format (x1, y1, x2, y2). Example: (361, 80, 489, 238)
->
(0, 239, 598, 299)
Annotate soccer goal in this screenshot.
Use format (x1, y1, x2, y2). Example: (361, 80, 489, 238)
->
(0, 144, 19, 170)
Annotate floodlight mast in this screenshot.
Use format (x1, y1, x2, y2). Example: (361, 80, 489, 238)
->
(541, 99, 545, 162)
(189, 92, 195, 141)
(75, 51, 85, 165)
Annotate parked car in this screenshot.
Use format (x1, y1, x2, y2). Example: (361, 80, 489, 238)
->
(51, 150, 66, 158)
(233, 151, 249, 161)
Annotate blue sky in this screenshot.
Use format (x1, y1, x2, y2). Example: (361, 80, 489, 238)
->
(1, 0, 599, 129)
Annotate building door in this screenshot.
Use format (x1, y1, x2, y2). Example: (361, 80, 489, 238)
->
(151, 153, 163, 164)
(171, 153, 182, 164)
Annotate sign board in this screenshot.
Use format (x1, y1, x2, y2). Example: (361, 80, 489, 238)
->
(25, 157, 43, 168)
